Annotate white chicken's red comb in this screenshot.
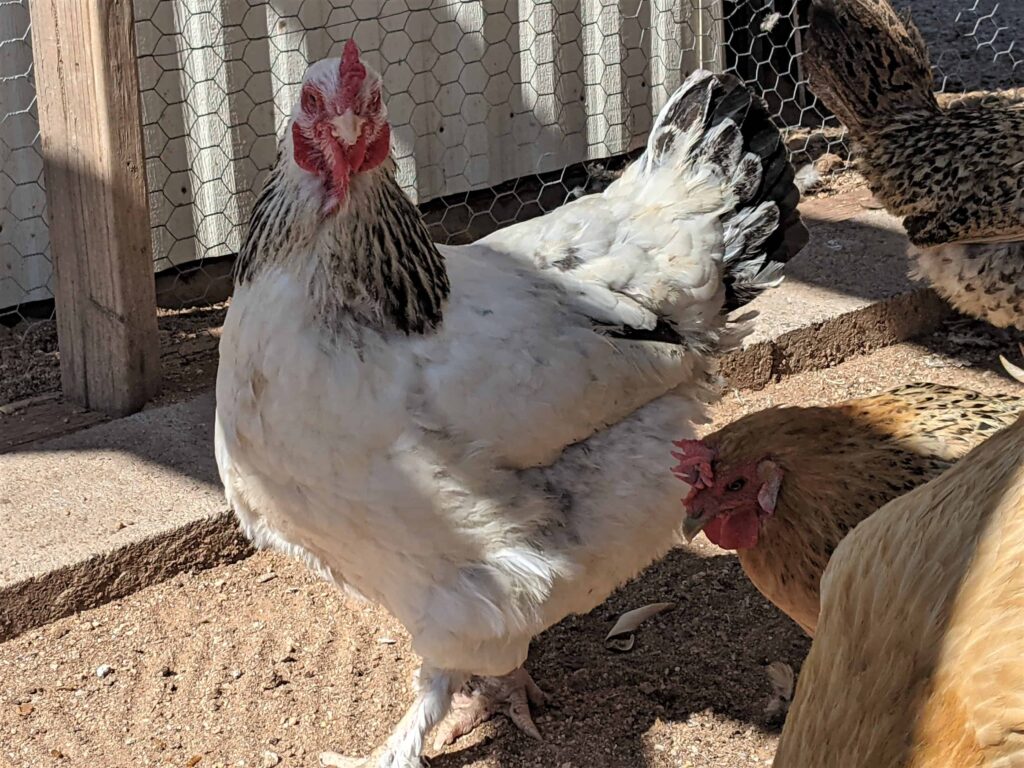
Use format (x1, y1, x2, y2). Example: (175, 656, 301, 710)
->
(671, 439, 716, 489)
(339, 39, 367, 105)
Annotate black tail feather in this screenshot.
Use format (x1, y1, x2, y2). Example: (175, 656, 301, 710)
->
(647, 70, 809, 311)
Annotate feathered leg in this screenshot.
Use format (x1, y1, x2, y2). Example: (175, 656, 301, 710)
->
(432, 667, 548, 750)
(321, 665, 465, 768)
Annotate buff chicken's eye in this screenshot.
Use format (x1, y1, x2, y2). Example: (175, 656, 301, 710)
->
(726, 478, 746, 492)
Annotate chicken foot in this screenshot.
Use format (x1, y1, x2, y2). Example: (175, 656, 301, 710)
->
(321, 666, 464, 768)
(432, 667, 548, 750)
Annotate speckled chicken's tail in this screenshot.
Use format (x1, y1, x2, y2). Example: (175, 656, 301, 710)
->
(642, 69, 809, 312)
(798, 0, 940, 136)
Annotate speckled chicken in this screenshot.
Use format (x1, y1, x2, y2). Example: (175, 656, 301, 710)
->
(674, 383, 1024, 635)
(801, 0, 1024, 330)
(773, 411, 1024, 768)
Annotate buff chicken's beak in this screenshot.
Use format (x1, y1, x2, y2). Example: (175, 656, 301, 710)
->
(681, 509, 715, 543)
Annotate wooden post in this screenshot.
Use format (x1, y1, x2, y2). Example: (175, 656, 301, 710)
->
(29, 0, 160, 416)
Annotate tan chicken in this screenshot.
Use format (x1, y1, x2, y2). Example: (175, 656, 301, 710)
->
(801, 0, 1024, 330)
(773, 412, 1024, 768)
(674, 383, 1024, 635)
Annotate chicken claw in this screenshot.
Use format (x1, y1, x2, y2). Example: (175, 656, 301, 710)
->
(433, 667, 547, 750)
(319, 756, 367, 768)
(320, 743, 423, 768)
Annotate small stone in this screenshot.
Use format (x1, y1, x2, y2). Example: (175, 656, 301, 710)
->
(17, 703, 33, 717)
(813, 152, 845, 175)
(230, 669, 243, 680)
(263, 670, 287, 690)
(260, 751, 281, 768)
(187, 756, 202, 767)
(256, 572, 277, 584)
(95, 664, 113, 678)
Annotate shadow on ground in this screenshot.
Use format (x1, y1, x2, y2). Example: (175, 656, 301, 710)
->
(434, 545, 810, 768)
(0, 544, 808, 768)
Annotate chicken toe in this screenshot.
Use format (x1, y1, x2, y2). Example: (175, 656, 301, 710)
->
(433, 667, 547, 749)
(319, 754, 367, 768)
(319, 750, 424, 768)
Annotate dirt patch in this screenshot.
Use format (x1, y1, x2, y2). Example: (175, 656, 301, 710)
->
(0, 304, 225, 451)
(0, 304, 226, 411)
(0, 320, 60, 410)
(0, 548, 803, 768)
(2, 331, 1022, 768)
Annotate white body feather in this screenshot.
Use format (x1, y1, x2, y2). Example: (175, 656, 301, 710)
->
(215, 69, 799, 685)
(216, 175, 726, 675)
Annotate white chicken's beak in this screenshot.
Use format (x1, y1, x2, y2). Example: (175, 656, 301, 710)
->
(331, 110, 365, 145)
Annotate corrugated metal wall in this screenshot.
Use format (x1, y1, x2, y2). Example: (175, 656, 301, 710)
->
(1, 0, 725, 311)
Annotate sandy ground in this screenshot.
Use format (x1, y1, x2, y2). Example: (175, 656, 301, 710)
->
(2, 338, 1022, 768)
(0, 547, 799, 768)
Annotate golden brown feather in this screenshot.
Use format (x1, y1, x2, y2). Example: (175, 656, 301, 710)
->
(773, 413, 1024, 767)
(681, 383, 1023, 635)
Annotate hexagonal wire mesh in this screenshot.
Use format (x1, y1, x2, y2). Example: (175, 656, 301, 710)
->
(0, 0, 58, 407)
(0, 0, 1021, 407)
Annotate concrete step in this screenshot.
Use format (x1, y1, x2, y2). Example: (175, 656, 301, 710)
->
(0, 189, 952, 641)
(0, 394, 249, 641)
(722, 187, 949, 388)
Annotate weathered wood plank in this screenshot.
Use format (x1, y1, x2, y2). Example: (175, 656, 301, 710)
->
(29, 0, 160, 415)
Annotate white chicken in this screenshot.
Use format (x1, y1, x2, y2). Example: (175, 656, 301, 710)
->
(215, 40, 808, 768)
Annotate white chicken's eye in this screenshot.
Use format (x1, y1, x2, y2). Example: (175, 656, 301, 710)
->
(726, 478, 746, 492)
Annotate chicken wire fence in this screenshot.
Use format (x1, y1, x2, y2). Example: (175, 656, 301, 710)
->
(0, 0, 1021, 407)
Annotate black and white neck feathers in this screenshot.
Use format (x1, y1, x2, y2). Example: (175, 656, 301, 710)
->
(236, 155, 450, 335)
